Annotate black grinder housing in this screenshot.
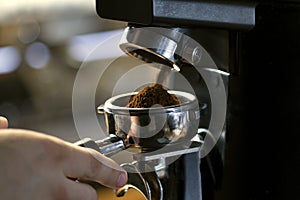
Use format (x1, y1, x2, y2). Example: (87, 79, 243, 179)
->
(95, 0, 300, 199)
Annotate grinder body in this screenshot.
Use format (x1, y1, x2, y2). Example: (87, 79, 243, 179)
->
(95, 1, 300, 200)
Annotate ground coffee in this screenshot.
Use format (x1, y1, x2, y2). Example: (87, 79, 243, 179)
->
(127, 84, 180, 108)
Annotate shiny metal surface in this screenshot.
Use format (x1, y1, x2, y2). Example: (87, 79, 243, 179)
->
(97, 90, 200, 152)
(119, 27, 180, 70)
(118, 162, 163, 200)
(95, 134, 127, 156)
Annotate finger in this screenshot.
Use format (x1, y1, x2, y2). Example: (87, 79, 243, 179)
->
(63, 178, 98, 200)
(63, 145, 127, 189)
(0, 116, 8, 129)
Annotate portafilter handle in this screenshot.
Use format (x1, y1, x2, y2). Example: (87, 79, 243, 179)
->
(74, 136, 163, 200)
(73, 134, 127, 157)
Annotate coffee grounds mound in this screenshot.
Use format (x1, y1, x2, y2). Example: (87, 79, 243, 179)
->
(127, 84, 180, 108)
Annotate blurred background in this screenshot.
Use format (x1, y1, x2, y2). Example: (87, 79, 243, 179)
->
(0, 0, 128, 141)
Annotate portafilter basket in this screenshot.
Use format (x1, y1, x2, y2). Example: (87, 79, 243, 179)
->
(97, 90, 200, 152)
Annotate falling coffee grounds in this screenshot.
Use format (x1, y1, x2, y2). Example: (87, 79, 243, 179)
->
(127, 84, 180, 108)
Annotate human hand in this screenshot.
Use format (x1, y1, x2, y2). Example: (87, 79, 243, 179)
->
(0, 128, 128, 200)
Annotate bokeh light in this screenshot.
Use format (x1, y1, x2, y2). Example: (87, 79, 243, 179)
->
(0, 46, 21, 74)
(25, 42, 50, 69)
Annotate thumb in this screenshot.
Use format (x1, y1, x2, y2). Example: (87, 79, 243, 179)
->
(0, 116, 8, 129)
(63, 145, 128, 189)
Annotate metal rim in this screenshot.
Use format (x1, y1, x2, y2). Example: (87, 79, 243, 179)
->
(97, 90, 198, 115)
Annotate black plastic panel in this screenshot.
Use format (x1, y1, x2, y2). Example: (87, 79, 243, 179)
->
(96, 0, 256, 30)
(96, 0, 153, 24)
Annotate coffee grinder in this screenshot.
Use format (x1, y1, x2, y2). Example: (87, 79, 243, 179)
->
(92, 0, 300, 199)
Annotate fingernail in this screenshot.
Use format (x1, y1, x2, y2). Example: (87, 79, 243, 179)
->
(116, 172, 127, 188)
